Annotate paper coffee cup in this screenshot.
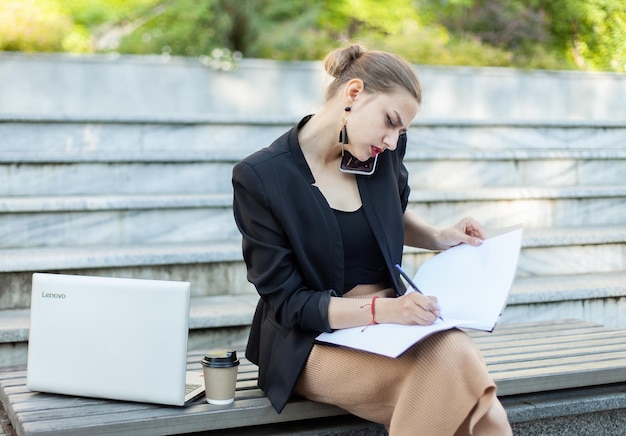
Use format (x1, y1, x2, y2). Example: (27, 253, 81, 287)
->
(200, 349, 240, 405)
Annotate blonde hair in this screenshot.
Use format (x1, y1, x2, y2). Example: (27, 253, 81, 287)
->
(323, 44, 421, 104)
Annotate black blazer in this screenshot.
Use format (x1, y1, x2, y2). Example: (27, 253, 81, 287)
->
(232, 115, 410, 413)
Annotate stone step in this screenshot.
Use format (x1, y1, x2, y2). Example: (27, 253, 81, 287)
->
(0, 116, 292, 156)
(503, 271, 626, 329)
(2, 271, 625, 367)
(1, 114, 625, 152)
(2, 148, 626, 195)
(0, 294, 259, 367)
(410, 185, 626, 228)
(0, 194, 239, 248)
(404, 148, 626, 189)
(2, 54, 625, 121)
(401, 225, 626, 278)
(0, 157, 237, 196)
(408, 120, 626, 151)
(2, 225, 626, 310)
(1, 185, 625, 248)
(0, 242, 253, 310)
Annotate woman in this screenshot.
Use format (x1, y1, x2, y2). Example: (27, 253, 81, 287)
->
(232, 44, 512, 435)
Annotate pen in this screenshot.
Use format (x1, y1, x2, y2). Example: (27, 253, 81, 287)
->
(395, 264, 444, 321)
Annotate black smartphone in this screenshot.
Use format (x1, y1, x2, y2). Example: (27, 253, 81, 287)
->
(339, 151, 378, 175)
(339, 133, 406, 175)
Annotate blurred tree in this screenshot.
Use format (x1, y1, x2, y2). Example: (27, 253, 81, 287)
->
(417, 0, 626, 71)
(116, 0, 222, 56)
(116, 0, 268, 61)
(0, 0, 72, 52)
(0, 0, 623, 72)
(539, 0, 626, 71)
(247, 1, 333, 60)
(318, 0, 420, 39)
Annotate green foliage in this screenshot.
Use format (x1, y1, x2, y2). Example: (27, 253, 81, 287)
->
(63, 0, 160, 27)
(117, 0, 271, 59)
(539, 0, 626, 71)
(416, 0, 625, 71)
(250, 2, 334, 60)
(0, 0, 624, 72)
(0, 0, 72, 52)
(357, 25, 516, 68)
(116, 0, 222, 56)
(318, 0, 421, 38)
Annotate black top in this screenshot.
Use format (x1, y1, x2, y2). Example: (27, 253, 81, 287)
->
(333, 207, 389, 293)
(232, 115, 410, 413)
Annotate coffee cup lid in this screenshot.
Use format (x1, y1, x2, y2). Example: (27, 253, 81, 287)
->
(201, 349, 240, 368)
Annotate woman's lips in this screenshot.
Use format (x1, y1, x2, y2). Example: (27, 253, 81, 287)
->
(371, 146, 383, 157)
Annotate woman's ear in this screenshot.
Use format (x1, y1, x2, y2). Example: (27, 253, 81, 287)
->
(343, 78, 364, 103)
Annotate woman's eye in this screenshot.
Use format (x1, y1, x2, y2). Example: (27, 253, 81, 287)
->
(386, 115, 394, 126)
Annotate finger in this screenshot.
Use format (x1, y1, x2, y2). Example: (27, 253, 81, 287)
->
(421, 304, 441, 321)
(412, 294, 438, 311)
(429, 302, 443, 318)
(416, 311, 436, 325)
(464, 218, 487, 241)
(406, 294, 440, 323)
(414, 302, 437, 324)
(421, 296, 442, 319)
(419, 300, 439, 315)
(458, 230, 483, 246)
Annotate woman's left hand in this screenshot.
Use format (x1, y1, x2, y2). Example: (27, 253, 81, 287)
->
(436, 217, 486, 250)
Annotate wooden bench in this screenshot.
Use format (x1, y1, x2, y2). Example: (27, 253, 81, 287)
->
(1, 319, 626, 435)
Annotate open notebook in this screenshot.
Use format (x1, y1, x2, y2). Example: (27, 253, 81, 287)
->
(316, 226, 524, 357)
(27, 273, 205, 406)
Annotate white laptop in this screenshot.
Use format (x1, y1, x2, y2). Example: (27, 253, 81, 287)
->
(27, 273, 205, 406)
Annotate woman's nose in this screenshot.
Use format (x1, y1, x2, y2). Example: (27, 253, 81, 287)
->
(384, 133, 399, 150)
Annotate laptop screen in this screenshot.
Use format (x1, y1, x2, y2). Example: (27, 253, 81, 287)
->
(27, 273, 192, 405)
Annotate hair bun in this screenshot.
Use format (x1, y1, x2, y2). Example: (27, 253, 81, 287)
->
(321, 44, 421, 104)
(324, 44, 366, 78)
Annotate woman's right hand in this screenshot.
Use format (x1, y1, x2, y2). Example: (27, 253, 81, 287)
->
(329, 291, 441, 330)
(388, 292, 441, 325)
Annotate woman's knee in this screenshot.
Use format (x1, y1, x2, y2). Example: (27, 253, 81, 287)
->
(474, 398, 512, 436)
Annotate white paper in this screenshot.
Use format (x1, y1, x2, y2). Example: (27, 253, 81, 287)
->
(316, 226, 523, 357)
(413, 226, 523, 330)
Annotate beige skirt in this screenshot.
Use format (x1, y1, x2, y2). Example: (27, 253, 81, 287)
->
(294, 329, 496, 436)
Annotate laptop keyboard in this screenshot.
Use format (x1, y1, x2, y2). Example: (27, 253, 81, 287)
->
(185, 383, 202, 395)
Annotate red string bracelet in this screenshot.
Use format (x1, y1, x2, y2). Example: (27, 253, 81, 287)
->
(360, 295, 379, 332)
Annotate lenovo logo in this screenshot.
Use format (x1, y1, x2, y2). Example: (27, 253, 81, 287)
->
(41, 291, 67, 299)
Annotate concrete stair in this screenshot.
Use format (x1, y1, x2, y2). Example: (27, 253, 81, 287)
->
(1, 71, 626, 367)
(0, 293, 259, 367)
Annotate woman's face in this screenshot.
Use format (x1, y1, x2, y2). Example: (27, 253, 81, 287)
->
(345, 89, 419, 162)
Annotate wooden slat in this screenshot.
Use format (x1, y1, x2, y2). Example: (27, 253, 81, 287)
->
(479, 331, 626, 352)
(471, 325, 619, 346)
(472, 320, 608, 338)
(0, 356, 323, 435)
(495, 365, 626, 396)
(471, 320, 626, 395)
(473, 325, 621, 342)
(2, 320, 626, 435)
(487, 351, 626, 374)
(482, 341, 625, 361)
(469, 319, 599, 338)
(10, 389, 345, 436)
